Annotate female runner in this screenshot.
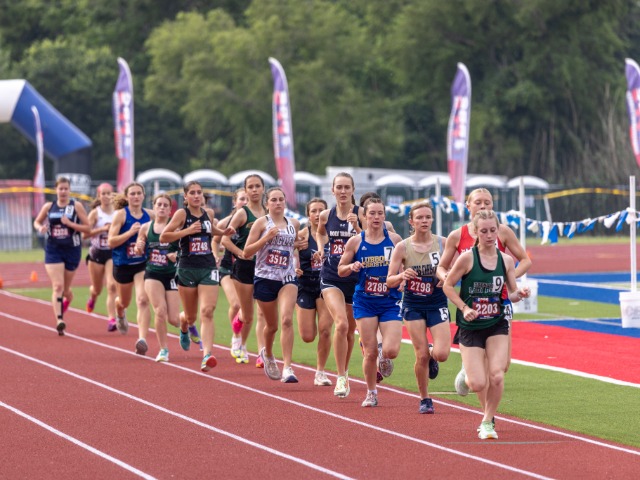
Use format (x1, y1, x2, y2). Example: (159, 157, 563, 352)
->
(245, 187, 300, 383)
(387, 202, 451, 414)
(160, 181, 234, 372)
(33, 177, 90, 335)
(295, 197, 333, 386)
(221, 174, 268, 365)
(338, 197, 403, 407)
(108, 182, 154, 354)
(84, 182, 117, 331)
(443, 210, 530, 439)
(315, 172, 365, 397)
(135, 193, 180, 362)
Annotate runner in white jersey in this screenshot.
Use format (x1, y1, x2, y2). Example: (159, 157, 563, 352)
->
(244, 187, 301, 383)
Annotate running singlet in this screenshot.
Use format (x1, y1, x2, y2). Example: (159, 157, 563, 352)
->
(178, 207, 216, 270)
(254, 216, 297, 282)
(47, 199, 81, 248)
(320, 205, 360, 283)
(401, 236, 447, 309)
(457, 224, 505, 254)
(219, 216, 239, 271)
(90, 206, 114, 251)
(112, 207, 150, 266)
(146, 221, 178, 275)
(298, 226, 322, 288)
(457, 247, 507, 330)
(354, 230, 400, 301)
(234, 205, 263, 256)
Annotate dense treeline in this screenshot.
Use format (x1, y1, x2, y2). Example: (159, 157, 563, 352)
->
(0, 0, 639, 186)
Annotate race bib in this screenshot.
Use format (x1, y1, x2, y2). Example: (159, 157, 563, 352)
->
(126, 242, 138, 258)
(364, 275, 388, 296)
(51, 225, 69, 239)
(149, 249, 168, 267)
(266, 249, 290, 268)
(330, 239, 345, 256)
(99, 235, 109, 248)
(311, 255, 322, 271)
(471, 296, 501, 320)
(189, 236, 211, 255)
(406, 276, 434, 296)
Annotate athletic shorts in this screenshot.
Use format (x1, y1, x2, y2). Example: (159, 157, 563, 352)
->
(232, 258, 255, 285)
(297, 283, 322, 310)
(402, 304, 450, 328)
(177, 267, 220, 287)
(113, 262, 146, 284)
(320, 278, 356, 305)
(144, 270, 178, 291)
(219, 265, 232, 281)
(253, 277, 298, 302)
(456, 318, 509, 349)
(353, 294, 402, 322)
(45, 244, 81, 271)
(87, 248, 112, 265)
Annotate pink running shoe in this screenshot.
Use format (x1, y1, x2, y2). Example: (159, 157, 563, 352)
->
(231, 314, 243, 334)
(107, 318, 117, 332)
(62, 298, 70, 314)
(255, 356, 264, 369)
(86, 297, 95, 313)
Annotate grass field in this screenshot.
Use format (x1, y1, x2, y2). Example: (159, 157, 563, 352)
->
(8, 284, 639, 448)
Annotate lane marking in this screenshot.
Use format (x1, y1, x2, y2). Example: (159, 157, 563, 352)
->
(0, 401, 157, 480)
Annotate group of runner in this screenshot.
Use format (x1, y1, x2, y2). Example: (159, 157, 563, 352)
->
(33, 172, 531, 440)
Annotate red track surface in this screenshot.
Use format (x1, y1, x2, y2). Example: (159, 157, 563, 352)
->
(2, 291, 639, 479)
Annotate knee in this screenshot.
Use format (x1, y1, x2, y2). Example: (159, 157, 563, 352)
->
(136, 295, 149, 310)
(334, 320, 349, 337)
(107, 283, 117, 296)
(300, 331, 315, 343)
(432, 345, 450, 363)
(52, 285, 64, 296)
(489, 370, 505, 387)
(154, 304, 168, 319)
(383, 346, 400, 360)
(318, 326, 332, 343)
(467, 376, 487, 393)
(415, 351, 429, 368)
(281, 314, 293, 331)
(200, 305, 215, 321)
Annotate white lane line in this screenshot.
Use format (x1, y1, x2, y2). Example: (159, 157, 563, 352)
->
(0, 400, 157, 480)
(1, 319, 554, 479)
(0, 346, 353, 480)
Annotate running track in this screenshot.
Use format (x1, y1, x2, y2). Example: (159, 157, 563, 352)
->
(1, 291, 639, 479)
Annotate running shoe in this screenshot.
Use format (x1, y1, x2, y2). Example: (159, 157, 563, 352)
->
(236, 345, 249, 364)
(231, 314, 243, 334)
(454, 365, 470, 396)
(155, 348, 169, 363)
(314, 371, 332, 386)
(135, 338, 148, 356)
(179, 329, 190, 351)
(478, 420, 498, 440)
(201, 354, 218, 372)
(56, 321, 66, 336)
(86, 297, 95, 313)
(428, 343, 439, 380)
(260, 347, 281, 380)
(361, 391, 378, 407)
(62, 298, 70, 314)
(419, 398, 435, 414)
(281, 366, 299, 383)
(255, 356, 264, 369)
(107, 318, 117, 332)
(376, 370, 384, 383)
(116, 312, 128, 335)
(230, 335, 242, 358)
(477, 417, 496, 433)
(188, 324, 203, 351)
(378, 343, 394, 378)
(333, 375, 350, 398)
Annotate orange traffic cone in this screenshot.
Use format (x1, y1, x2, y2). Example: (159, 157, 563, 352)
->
(30, 271, 38, 282)
(0, 275, 4, 289)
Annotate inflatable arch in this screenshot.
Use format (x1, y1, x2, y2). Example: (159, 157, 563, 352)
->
(0, 80, 92, 175)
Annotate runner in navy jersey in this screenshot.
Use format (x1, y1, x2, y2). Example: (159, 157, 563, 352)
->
(295, 197, 333, 386)
(33, 177, 90, 335)
(160, 181, 234, 372)
(338, 197, 403, 407)
(314, 172, 366, 398)
(84, 182, 117, 331)
(108, 182, 154, 354)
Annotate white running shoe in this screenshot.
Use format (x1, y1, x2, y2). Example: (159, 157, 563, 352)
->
(230, 335, 242, 358)
(378, 343, 394, 378)
(235, 345, 249, 364)
(361, 391, 378, 407)
(281, 366, 299, 383)
(260, 348, 281, 380)
(478, 421, 498, 440)
(454, 365, 470, 396)
(333, 375, 350, 397)
(314, 371, 332, 386)
(155, 348, 169, 363)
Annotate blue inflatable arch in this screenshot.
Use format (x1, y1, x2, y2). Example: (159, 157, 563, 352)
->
(0, 79, 92, 175)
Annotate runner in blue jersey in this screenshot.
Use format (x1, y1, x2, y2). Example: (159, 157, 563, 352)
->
(161, 180, 235, 372)
(295, 197, 334, 387)
(33, 177, 90, 335)
(108, 182, 154, 354)
(338, 197, 403, 407)
(387, 202, 451, 414)
(315, 172, 366, 398)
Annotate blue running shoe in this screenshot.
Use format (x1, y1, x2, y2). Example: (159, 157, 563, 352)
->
(179, 329, 190, 351)
(419, 398, 435, 414)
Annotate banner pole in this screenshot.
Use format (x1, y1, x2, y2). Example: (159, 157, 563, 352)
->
(435, 178, 442, 237)
(519, 177, 527, 282)
(630, 175, 637, 293)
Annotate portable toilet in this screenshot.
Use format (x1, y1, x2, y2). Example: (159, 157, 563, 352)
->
(374, 174, 416, 237)
(135, 168, 183, 208)
(228, 170, 277, 190)
(183, 169, 230, 216)
(506, 176, 550, 225)
(294, 171, 323, 216)
(418, 174, 453, 235)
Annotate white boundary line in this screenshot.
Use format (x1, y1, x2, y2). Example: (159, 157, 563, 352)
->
(0, 401, 157, 480)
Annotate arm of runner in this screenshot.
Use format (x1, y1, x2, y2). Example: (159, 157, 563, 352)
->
(337, 235, 362, 277)
(386, 239, 407, 288)
(243, 217, 270, 258)
(443, 251, 476, 321)
(33, 202, 52, 234)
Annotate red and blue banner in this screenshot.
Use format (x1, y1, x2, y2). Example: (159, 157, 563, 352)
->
(113, 57, 134, 193)
(625, 58, 640, 168)
(269, 57, 296, 209)
(447, 63, 471, 204)
(31, 105, 45, 217)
